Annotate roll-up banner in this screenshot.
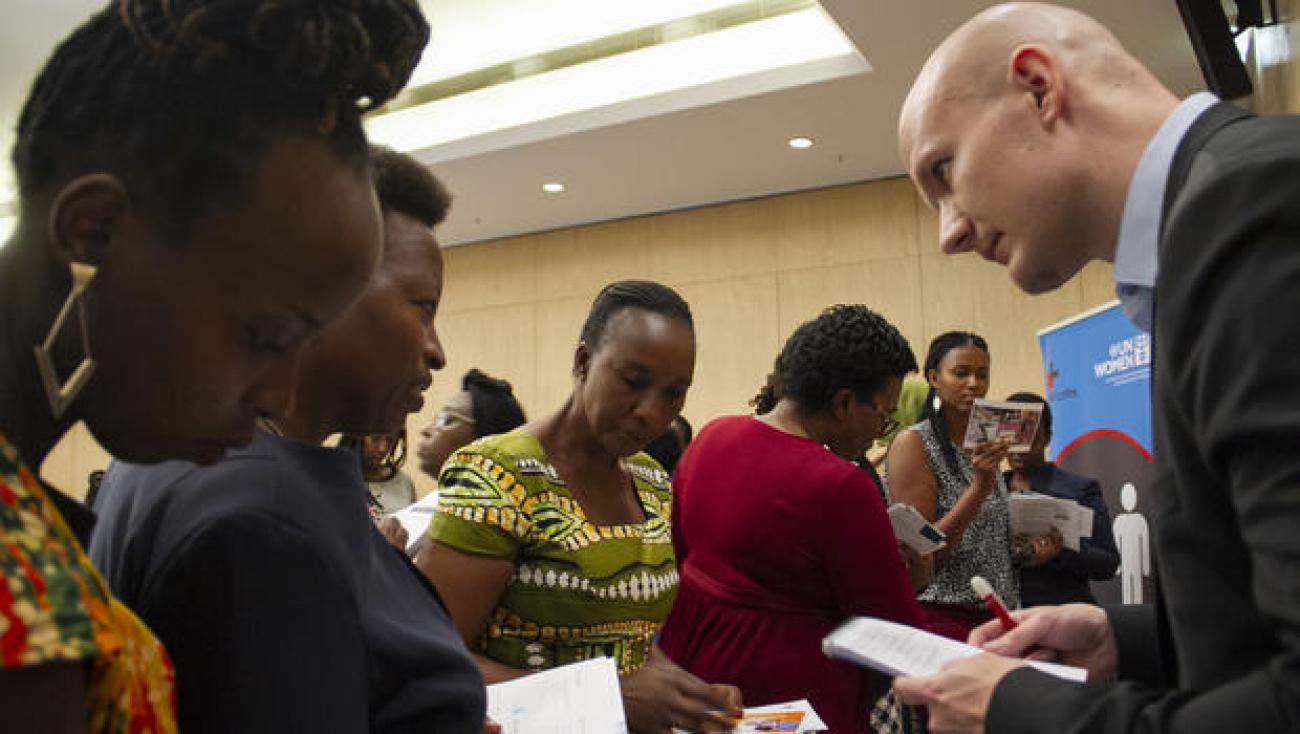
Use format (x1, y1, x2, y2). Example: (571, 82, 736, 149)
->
(1038, 301, 1154, 605)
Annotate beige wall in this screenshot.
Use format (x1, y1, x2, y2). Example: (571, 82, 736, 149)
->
(400, 177, 1117, 496)
(33, 3, 1300, 504)
(45, 5, 1300, 502)
(1243, 0, 1300, 115)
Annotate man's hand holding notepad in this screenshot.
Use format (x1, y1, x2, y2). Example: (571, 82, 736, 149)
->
(822, 617, 1088, 682)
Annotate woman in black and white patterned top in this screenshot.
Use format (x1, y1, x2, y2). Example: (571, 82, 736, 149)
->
(885, 331, 1019, 641)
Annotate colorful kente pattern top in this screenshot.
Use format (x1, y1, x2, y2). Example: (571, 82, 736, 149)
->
(427, 429, 677, 675)
(0, 432, 176, 732)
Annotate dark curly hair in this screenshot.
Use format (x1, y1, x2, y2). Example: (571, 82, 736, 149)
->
(579, 280, 693, 350)
(13, 0, 429, 238)
(920, 331, 990, 479)
(370, 145, 451, 229)
(463, 368, 527, 439)
(752, 304, 917, 415)
(643, 415, 693, 476)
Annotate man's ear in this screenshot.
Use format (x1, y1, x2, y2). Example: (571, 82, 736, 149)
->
(47, 174, 130, 267)
(1009, 44, 1066, 127)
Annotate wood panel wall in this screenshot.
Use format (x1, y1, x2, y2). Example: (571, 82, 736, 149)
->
(400, 177, 1117, 495)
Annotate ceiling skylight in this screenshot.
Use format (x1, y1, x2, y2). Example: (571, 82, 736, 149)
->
(368, 2, 867, 159)
(410, 0, 757, 86)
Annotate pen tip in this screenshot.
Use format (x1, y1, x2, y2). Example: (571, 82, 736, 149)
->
(970, 575, 994, 597)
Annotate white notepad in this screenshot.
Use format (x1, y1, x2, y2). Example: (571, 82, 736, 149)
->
(823, 617, 1087, 682)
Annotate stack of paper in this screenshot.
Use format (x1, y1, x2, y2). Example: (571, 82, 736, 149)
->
(1007, 493, 1093, 551)
(487, 657, 627, 734)
(823, 617, 1087, 682)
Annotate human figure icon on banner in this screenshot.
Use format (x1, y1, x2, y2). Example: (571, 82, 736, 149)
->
(1112, 482, 1150, 604)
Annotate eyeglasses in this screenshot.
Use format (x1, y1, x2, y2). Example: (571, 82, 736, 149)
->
(435, 408, 475, 429)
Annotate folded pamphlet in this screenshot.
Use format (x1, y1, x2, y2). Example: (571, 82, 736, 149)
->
(672, 699, 827, 734)
(962, 399, 1044, 453)
(1007, 492, 1094, 551)
(888, 503, 946, 555)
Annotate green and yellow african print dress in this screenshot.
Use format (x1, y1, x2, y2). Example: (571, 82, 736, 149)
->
(427, 429, 677, 674)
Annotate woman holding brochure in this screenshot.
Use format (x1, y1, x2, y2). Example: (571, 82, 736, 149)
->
(658, 305, 924, 734)
(886, 332, 1022, 641)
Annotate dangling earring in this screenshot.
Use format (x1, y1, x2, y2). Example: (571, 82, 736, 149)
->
(932, 394, 942, 413)
(34, 261, 98, 419)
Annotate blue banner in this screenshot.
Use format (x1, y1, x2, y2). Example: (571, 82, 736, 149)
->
(1039, 302, 1152, 461)
(1039, 301, 1154, 606)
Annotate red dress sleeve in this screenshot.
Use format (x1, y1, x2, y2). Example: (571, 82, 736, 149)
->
(819, 470, 922, 626)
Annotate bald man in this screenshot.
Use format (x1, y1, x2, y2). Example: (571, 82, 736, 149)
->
(893, 3, 1300, 733)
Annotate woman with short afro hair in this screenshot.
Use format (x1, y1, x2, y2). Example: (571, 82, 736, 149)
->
(658, 304, 924, 734)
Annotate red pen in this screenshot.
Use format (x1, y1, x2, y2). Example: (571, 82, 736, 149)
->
(971, 575, 1017, 630)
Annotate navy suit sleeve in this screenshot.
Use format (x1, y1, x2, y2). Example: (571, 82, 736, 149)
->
(1053, 480, 1120, 581)
(141, 513, 370, 734)
(989, 137, 1300, 734)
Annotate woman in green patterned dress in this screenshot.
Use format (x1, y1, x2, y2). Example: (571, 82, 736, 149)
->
(416, 281, 742, 734)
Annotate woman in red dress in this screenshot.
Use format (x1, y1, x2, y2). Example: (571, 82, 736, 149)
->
(658, 305, 924, 733)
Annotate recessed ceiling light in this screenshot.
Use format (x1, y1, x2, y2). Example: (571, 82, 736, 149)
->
(788, 136, 815, 149)
(542, 182, 566, 194)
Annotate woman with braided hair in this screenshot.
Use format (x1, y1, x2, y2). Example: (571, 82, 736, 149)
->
(658, 304, 924, 734)
(0, 0, 427, 730)
(885, 332, 1019, 641)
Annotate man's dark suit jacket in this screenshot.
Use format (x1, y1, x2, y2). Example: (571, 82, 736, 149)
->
(988, 102, 1300, 731)
(1004, 465, 1119, 607)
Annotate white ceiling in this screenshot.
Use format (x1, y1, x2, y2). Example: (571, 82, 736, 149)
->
(0, 1, 1205, 242)
(421, 0, 1205, 246)
(0, 0, 106, 205)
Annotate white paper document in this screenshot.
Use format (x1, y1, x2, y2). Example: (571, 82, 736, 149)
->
(487, 657, 627, 734)
(823, 617, 1087, 683)
(1007, 493, 1094, 552)
(388, 491, 439, 553)
(888, 504, 947, 555)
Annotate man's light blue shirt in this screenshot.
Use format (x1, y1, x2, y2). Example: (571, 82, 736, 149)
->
(1113, 92, 1219, 333)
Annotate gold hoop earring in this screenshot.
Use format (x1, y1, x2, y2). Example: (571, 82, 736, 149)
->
(34, 261, 98, 419)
